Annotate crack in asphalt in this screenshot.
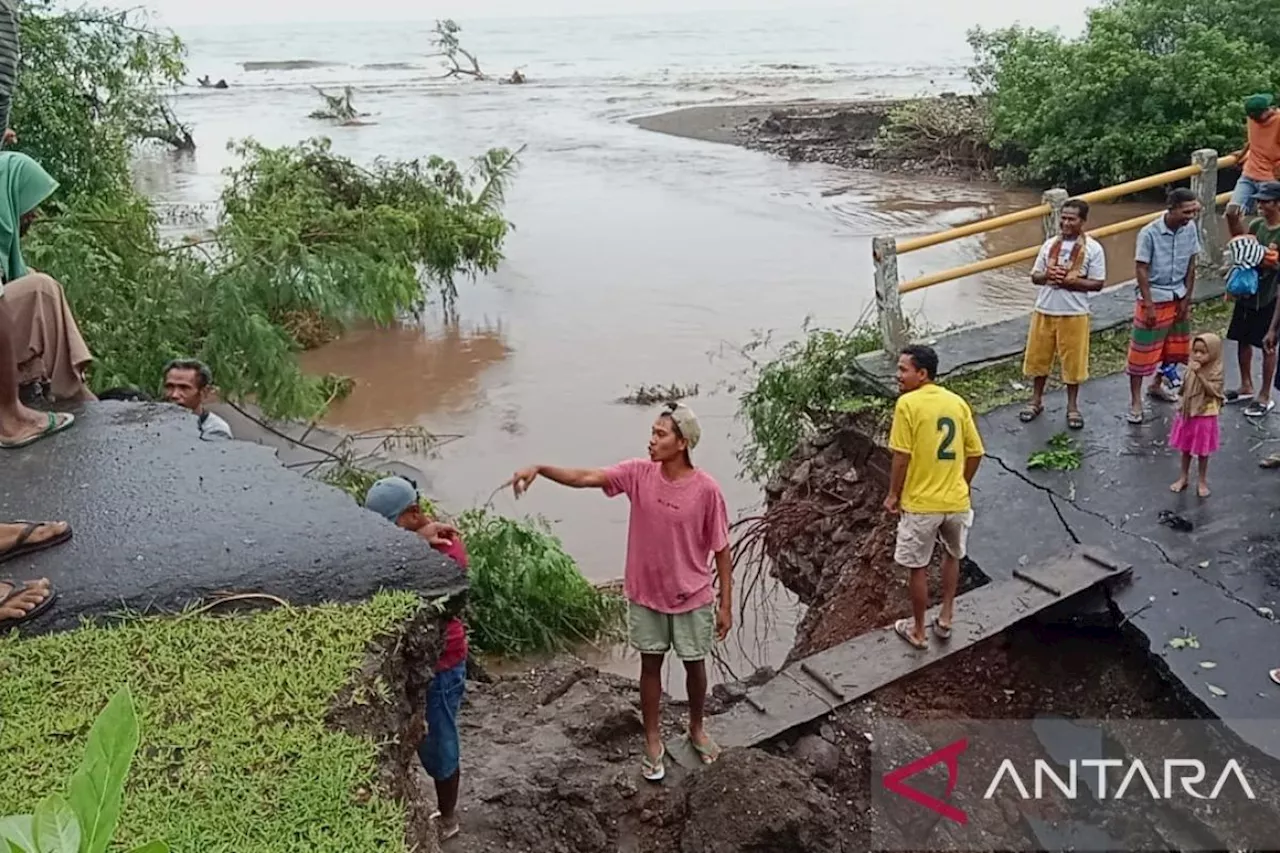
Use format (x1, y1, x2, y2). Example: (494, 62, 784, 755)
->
(984, 452, 1266, 615)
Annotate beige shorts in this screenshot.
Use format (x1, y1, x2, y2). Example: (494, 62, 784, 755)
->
(628, 602, 715, 661)
(894, 510, 974, 569)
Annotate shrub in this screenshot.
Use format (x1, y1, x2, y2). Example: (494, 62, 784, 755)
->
(736, 322, 889, 483)
(457, 510, 625, 656)
(970, 0, 1280, 187)
(874, 96, 995, 174)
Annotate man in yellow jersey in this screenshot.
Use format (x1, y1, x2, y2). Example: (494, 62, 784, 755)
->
(883, 345, 985, 650)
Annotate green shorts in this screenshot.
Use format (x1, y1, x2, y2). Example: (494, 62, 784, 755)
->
(628, 602, 715, 661)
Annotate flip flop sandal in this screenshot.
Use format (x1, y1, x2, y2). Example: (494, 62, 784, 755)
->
(1066, 411, 1085, 430)
(1226, 390, 1254, 403)
(0, 521, 73, 565)
(429, 810, 461, 842)
(1271, 668, 1280, 686)
(0, 580, 58, 629)
(688, 732, 722, 765)
(1018, 404, 1043, 423)
(1148, 386, 1179, 403)
(0, 411, 76, 450)
(1126, 410, 1145, 425)
(893, 618, 927, 650)
(641, 747, 666, 782)
(1245, 399, 1277, 418)
(931, 617, 952, 640)
(1261, 455, 1280, 469)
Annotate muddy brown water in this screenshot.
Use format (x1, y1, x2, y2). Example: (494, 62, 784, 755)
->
(298, 143, 1154, 695)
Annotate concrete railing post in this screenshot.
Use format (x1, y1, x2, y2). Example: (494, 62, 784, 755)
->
(872, 235, 908, 353)
(1042, 188, 1069, 239)
(1191, 148, 1221, 268)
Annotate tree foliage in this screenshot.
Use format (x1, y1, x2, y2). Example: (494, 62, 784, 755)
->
(16, 4, 518, 419)
(12, 1, 186, 200)
(970, 0, 1280, 187)
(28, 139, 518, 418)
(736, 322, 888, 483)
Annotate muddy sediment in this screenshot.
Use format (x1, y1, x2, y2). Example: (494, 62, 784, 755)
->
(633, 96, 985, 179)
(758, 413, 985, 660)
(377, 417, 1280, 851)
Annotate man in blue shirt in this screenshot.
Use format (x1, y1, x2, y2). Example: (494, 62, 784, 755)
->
(1127, 188, 1201, 424)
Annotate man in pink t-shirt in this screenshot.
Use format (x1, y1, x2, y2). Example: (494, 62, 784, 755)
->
(511, 402, 732, 783)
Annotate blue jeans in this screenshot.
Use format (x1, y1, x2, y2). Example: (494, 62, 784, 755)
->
(1231, 175, 1264, 215)
(419, 660, 466, 780)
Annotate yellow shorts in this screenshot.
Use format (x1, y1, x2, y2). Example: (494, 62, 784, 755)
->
(1023, 312, 1091, 386)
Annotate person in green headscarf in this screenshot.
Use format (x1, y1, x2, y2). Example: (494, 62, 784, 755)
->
(0, 151, 93, 448)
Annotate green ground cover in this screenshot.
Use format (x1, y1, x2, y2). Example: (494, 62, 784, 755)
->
(0, 593, 420, 853)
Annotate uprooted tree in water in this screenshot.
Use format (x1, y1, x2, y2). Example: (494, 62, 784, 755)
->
(430, 19, 485, 79)
(308, 86, 371, 124)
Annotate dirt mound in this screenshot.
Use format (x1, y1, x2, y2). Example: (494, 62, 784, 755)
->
(756, 415, 985, 659)
(445, 660, 857, 853)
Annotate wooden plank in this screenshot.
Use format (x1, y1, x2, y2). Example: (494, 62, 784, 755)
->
(687, 547, 1129, 759)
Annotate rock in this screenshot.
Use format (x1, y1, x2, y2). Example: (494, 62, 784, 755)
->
(790, 460, 813, 486)
(819, 724, 836, 743)
(712, 680, 748, 704)
(792, 734, 842, 780)
(614, 771, 638, 799)
(676, 750, 844, 853)
(841, 466, 860, 483)
(591, 704, 644, 744)
(745, 666, 776, 688)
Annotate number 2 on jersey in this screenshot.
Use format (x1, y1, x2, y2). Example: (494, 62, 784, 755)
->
(936, 416, 957, 460)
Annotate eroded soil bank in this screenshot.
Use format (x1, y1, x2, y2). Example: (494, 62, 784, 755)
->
(633, 97, 986, 179)
(373, 416, 1280, 851)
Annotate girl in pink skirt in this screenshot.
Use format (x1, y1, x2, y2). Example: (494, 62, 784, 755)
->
(1170, 333, 1225, 498)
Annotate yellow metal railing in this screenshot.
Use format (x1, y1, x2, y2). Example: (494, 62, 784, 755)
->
(900, 189, 1234, 294)
(894, 153, 1239, 292)
(872, 148, 1241, 351)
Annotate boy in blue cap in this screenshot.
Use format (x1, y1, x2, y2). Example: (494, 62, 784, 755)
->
(365, 476, 468, 844)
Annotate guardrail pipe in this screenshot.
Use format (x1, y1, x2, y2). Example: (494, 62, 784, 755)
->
(872, 235, 908, 353)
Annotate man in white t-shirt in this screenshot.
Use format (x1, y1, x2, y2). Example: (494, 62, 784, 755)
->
(1019, 198, 1107, 430)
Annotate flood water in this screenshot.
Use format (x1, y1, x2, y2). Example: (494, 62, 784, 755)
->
(136, 2, 1159, 691)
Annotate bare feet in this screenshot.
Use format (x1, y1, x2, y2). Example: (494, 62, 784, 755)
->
(0, 578, 52, 621)
(0, 520, 70, 553)
(1170, 478, 1188, 493)
(1198, 482, 1211, 498)
(0, 404, 55, 445)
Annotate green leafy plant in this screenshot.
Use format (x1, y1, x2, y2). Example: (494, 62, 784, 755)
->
(14, 1, 187, 201)
(457, 509, 625, 656)
(736, 321, 888, 483)
(0, 687, 166, 853)
(970, 0, 1279, 187)
(1027, 432, 1083, 471)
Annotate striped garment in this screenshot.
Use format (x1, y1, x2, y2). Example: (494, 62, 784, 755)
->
(1226, 234, 1268, 270)
(1126, 301, 1191, 378)
(0, 0, 17, 137)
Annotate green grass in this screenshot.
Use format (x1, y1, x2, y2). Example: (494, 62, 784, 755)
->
(0, 592, 421, 853)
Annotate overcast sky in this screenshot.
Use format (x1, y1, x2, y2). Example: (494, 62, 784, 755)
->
(106, 0, 1094, 29)
(114, 0, 873, 27)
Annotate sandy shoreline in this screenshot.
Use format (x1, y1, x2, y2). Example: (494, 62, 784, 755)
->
(631, 99, 902, 148)
(631, 97, 987, 178)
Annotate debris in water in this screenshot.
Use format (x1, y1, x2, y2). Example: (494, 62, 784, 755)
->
(1207, 684, 1227, 697)
(1258, 606, 1276, 619)
(1199, 661, 1217, 669)
(1168, 633, 1200, 650)
(1198, 560, 1211, 568)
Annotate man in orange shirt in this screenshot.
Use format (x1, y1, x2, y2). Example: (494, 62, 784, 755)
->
(1227, 94, 1280, 235)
